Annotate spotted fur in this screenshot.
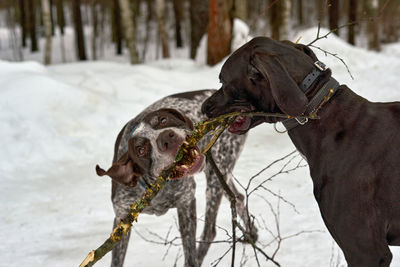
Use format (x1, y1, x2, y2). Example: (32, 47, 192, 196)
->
(109, 89, 257, 267)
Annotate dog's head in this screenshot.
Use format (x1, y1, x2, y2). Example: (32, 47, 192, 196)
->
(96, 108, 205, 187)
(202, 36, 321, 134)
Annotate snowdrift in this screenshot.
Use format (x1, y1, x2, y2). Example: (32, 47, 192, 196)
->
(1, 28, 400, 266)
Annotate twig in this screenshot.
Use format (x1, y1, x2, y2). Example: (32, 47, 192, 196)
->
(310, 44, 354, 80)
(206, 152, 282, 267)
(307, 22, 357, 47)
(305, 23, 355, 80)
(206, 151, 237, 267)
(80, 111, 310, 267)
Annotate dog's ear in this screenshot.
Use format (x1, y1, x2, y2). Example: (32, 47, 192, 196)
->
(96, 152, 140, 187)
(251, 52, 308, 116)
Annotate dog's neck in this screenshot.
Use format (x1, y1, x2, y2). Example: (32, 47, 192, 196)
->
(287, 86, 365, 160)
(303, 68, 333, 101)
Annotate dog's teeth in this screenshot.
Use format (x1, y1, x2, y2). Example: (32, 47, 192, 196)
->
(183, 141, 189, 146)
(235, 116, 244, 122)
(193, 149, 199, 156)
(181, 165, 189, 170)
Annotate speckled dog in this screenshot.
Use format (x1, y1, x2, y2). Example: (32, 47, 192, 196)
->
(96, 90, 257, 267)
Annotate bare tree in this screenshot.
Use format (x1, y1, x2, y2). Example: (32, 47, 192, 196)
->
(155, 0, 170, 58)
(315, 0, 326, 24)
(7, 4, 23, 61)
(281, 0, 291, 40)
(365, 0, 380, 51)
(55, 0, 65, 34)
(119, 0, 139, 63)
(91, 0, 98, 60)
(42, 0, 52, 64)
(18, 0, 27, 48)
(112, 0, 123, 55)
(55, 0, 66, 62)
(348, 0, 357, 45)
(172, 0, 184, 48)
(380, 0, 399, 43)
(234, 0, 247, 21)
(207, 0, 233, 66)
(189, 0, 208, 59)
(72, 0, 87, 60)
(27, 0, 39, 52)
(297, 0, 303, 26)
(328, 0, 339, 36)
(142, 0, 153, 60)
(270, 0, 283, 40)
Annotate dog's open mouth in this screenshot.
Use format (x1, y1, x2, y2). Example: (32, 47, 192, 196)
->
(229, 115, 252, 134)
(169, 145, 205, 180)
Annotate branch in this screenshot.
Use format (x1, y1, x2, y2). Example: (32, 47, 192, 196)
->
(206, 151, 281, 267)
(309, 44, 354, 80)
(80, 111, 310, 266)
(306, 22, 357, 47)
(206, 151, 238, 267)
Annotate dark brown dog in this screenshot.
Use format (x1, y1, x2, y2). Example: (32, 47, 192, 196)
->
(202, 36, 400, 267)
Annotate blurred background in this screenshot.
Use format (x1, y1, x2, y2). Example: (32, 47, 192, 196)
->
(1, 0, 399, 66)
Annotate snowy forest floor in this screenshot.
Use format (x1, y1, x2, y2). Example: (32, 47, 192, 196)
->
(1, 27, 400, 266)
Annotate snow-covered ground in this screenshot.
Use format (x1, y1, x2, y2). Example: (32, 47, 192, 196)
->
(1, 27, 400, 267)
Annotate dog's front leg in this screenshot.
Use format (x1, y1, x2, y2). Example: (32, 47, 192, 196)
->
(111, 216, 131, 267)
(177, 197, 198, 267)
(197, 167, 224, 266)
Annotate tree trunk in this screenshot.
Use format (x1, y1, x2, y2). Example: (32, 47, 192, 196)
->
(348, 0, 357, 45)
(72, 0, 87, 60)
(27, 0, 39, 52)
(56, 0, 65, 35)
(270, 0, 283, 40)
(281, 0, 291, 40)
(99, 0, 107, 57)
(42, 0, 52, 64)
(380, 0, 399, 43)
(189, 0, 208, 59)
(297, 0, 303, 25)
(155, 0, 170, 58)
(172, 0, 184, 48)
(7, 4, 24, 60)
(49, 0, 55, 36)
(365, 0, 380, 51)
(91, 0, 98, 60)
(207, 0, 232, 66)
(119, 0, 139, 63)
(142, 0, 153, 60)
(112, 0, 123, 55)
(328, 0, 339, 35)
(315, 0, 325, 24)
(19, 0, 27, 47)
(234, 0, 247, 21)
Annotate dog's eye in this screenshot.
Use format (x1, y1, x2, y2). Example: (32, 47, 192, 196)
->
(159, 117, 168, 126)
(137, 146, 146, 157)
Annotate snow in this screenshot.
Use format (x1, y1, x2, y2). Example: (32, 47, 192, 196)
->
(1, 26, 400, 267)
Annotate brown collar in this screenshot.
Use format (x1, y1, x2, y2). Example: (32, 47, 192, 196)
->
(281, 62, 340, 132)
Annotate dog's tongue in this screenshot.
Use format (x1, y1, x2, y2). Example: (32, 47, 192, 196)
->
(229, 116, 251, 134)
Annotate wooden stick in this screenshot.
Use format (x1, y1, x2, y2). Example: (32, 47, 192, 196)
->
(79, 111, 315, 267)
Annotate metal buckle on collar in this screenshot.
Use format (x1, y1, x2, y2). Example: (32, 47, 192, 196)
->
(295, 117, 308, 125)
(314, 61, 326, 71)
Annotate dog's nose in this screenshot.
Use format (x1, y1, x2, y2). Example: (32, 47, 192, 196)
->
(157, 130, 178, 152)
